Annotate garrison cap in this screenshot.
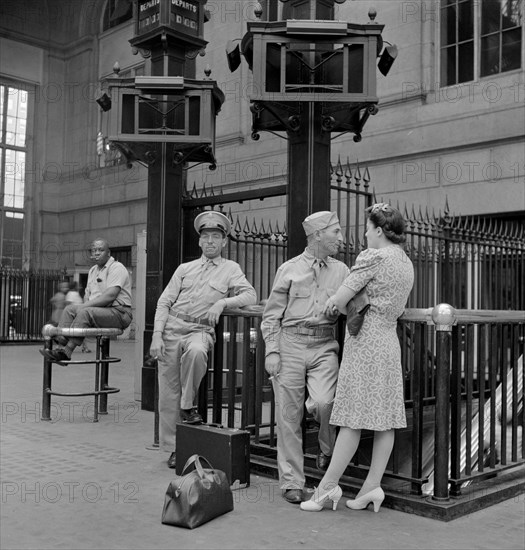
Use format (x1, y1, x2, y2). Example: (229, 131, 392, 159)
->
(302, 211, 340, 236)
(194, 211, 231, 236)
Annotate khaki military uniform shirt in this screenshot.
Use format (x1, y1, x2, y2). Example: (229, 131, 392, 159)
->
(261, 248, 350, 355)
(153, 255, 257, 332)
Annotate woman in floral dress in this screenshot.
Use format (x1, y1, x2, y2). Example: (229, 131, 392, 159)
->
(301, 203, 414, 513)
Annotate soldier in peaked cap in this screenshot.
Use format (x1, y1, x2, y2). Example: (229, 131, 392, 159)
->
(150, 210, 256, 469)
(193, 210, 231, 236)
(261, 211, 350, 504)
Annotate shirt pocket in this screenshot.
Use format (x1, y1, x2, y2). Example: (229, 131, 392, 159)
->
(290, 284, 310, 298)
(207, 279, 229, 302)
(288, 283, 311, 317)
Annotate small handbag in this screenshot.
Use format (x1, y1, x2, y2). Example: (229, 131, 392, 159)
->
(346, 288, 370, 336)
(161, 454, 234, 529)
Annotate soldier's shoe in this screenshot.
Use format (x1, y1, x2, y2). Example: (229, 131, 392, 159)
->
(180, 408, 203, 424)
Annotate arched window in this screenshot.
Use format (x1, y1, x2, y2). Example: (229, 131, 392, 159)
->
(102, 0, 133, 32)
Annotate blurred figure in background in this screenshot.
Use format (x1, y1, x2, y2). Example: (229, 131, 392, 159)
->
(49, 281, 70, 326)
(65, 281, 91, 353)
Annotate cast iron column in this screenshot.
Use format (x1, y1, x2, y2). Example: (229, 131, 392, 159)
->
(287, 102, 331, 259)
(281, 0, 337, 259)
(141, 46, 192, 411)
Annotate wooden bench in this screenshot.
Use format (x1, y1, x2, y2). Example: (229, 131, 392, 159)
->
(40, 325, 123, 422)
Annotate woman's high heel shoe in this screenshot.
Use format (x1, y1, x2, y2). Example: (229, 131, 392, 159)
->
(300, 485, 342, 512)
(345, 487, 385, 513)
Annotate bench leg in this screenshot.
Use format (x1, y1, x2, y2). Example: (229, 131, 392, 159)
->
(42, 340, 53, 421)
(99, 337, 110, 415)
(93, 337, 101, 423)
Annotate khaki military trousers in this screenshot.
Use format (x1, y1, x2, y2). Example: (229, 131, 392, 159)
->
(272, 331, 339, 490)
(157, 317, 214, 452)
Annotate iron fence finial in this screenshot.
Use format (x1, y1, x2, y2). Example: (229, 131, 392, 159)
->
(344, 160, 352, 185)
(363, 166, 370, 187)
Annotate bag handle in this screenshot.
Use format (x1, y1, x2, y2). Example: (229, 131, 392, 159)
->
(181, 454, 214, 477)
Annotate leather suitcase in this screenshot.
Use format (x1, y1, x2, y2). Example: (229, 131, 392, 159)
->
(176, 423, 250, 488)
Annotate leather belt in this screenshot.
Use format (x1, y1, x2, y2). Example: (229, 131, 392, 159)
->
(168, 311, 214, 328)
(282, 325, 335, 337)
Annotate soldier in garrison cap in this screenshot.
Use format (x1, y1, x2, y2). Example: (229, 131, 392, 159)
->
(261, 211, 351, 505)
(302, 211, 340, 237)
(150, 210, 256, 469)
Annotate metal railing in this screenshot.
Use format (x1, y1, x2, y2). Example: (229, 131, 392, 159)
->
(198, 305, 524, 506)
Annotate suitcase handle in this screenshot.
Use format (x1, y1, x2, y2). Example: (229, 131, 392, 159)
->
(206, 422, 224, 429)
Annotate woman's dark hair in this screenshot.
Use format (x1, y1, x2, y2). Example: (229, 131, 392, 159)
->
(365, 203, 407, 244)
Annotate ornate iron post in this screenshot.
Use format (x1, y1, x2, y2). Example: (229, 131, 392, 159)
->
(432, 303, 457, 501)
(237, 0, 392, 258)
(96, 0, 224, 414)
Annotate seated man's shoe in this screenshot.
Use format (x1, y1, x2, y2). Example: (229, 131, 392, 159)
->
(53, 335, 68, 347)
(180, 408, 203, 424)
(283, 489, 304, 504)
(167, 452, 177, 469)
(316, 450, 332, 472)
(40, 348, 71, 364)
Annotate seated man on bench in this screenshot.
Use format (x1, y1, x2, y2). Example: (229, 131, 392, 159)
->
(42, 238, 132, 362)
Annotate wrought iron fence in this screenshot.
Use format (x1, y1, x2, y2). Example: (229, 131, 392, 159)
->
(403, 207, 525, 311)
(0, 268, 64, 341)
(183, 160, 524, 310)
(198, 306, 524, 511)
(331, 160, 373, 267)
(182, 158, 374, 300)
(4, 160, 523, 345)
(226, 219, 287, 303)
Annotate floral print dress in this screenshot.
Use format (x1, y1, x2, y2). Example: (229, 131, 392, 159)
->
(330, 245, 414, 430)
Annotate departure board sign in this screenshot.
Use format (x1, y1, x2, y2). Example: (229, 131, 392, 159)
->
(170, 0, 200, 36)
(138, 0, 161, 33)
(136, 0, 202, 38)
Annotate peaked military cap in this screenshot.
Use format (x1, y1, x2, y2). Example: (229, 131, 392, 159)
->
(194, 211, 231, 236)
